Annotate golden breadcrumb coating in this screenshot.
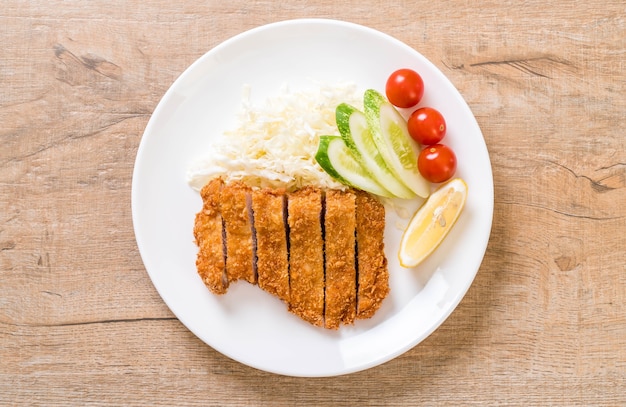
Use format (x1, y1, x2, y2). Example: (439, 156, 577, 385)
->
(251, 188, 290, 304)
(324, 189, 357, 329)
(287, 187, 325, 327)
(193, 179, 389, 329)
(355, 191, 389, 319)
(193, 178, 228, 294)
(220, 181, 256, 284)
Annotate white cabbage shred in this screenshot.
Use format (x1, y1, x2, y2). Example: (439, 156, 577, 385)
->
(186, 81, 362, 191)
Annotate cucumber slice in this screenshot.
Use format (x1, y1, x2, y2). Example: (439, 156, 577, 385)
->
(315, 136, 393, 197)
(364, 89, 431, 198)
(336, 103, 415, 199)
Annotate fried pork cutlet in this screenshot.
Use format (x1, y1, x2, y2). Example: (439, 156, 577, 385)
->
(287, 187, 325, 327)
(251, 188, 290, 304)
(193, 178, 390, 328)
(220, 181, 256, 284)
(324, 189, 357, 329)
(193, 178, 228, 294)
(355, 191, 389, 319)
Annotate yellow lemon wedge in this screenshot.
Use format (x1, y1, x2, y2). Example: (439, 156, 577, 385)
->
(398, 178, 468, 268)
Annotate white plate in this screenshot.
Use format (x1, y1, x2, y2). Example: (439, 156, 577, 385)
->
(132, 18, 493, 377)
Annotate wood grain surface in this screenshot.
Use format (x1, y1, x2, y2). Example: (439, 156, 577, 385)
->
(1, 1, 625, 405)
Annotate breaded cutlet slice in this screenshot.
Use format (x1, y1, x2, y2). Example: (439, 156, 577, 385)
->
(251, 188, 290, 304)
(193, 178, 228, 294)
(287, 187, 325, 327)
(355, 191, 389, 319)
(324, 189, 357, 329)
(220, 181, 256, 284)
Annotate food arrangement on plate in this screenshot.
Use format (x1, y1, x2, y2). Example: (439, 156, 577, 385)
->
(188, 68, 467, 329)
(132, 19, 493, 376)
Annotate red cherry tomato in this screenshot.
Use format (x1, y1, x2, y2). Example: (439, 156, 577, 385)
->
(408, 107, 447, 145)
(418, 144, 457, 183)
(385, 69, 424, 108)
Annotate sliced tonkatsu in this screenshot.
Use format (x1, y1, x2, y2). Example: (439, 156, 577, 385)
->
(220, 181, 256, 284)
(355, 191, 389, 319)
(251, 188, 290, 304)
(193, 178, 228, 294)
(193, 180, 389, 328)
(287, 187, 325, 327)
(323, 189, 357, 329)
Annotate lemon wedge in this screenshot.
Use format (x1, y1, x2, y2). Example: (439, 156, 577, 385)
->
(398, 178, 468, 268)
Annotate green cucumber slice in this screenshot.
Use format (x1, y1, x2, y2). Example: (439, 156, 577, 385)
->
(315, 136, 393, 197)
(364, 89, 431, 198)
(336, 103, 415, 199)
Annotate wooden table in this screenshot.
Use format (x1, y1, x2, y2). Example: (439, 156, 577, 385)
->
(2, 1, 624, 405)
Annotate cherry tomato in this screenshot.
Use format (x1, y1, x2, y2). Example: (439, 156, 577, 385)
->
(408, 107, 447, 145)
(385, 69, 424, 108)
(418, 144, 457, 183)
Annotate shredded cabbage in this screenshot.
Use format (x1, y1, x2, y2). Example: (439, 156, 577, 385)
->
(186, 81, 362, 191)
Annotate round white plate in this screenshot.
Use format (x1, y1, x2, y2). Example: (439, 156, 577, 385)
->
(132, 18, 493, 377)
